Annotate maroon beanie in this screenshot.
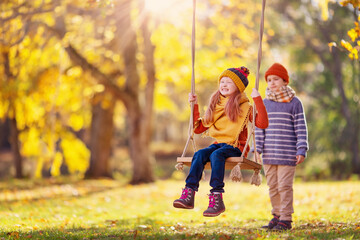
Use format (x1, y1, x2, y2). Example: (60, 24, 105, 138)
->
(264, 63, 289, 84)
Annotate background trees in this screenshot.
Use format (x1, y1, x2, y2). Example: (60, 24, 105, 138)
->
(0, 0, 359, 182)
(265, 0, 359, 178)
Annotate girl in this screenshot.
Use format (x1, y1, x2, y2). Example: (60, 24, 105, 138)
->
(173, 66, 269, 217)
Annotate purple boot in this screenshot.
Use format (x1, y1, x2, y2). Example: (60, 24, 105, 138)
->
(203, 193, 225, 217)
(173, 187, 195, 209)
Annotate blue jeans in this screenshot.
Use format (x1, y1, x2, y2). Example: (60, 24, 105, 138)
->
(185, 143, 242, 193)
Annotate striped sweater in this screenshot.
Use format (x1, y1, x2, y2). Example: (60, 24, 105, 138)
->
(255, 97, 308, 166)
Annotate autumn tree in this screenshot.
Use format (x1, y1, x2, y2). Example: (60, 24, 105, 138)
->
(267, 0, 360, 177)
(42, 0, 157, 183)
(1, 1, 91, 178)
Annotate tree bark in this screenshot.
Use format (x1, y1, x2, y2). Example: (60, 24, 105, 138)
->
(115, 1, 154, 184)
(85, 93, 115, 178)
(9, 115, 23, 178)
(139, 1, 156, 147)
(48, 4, 155, 183)
(329, 48, 359, 174)
(46, 2, 156, 183)
(3, 49, 23, 178)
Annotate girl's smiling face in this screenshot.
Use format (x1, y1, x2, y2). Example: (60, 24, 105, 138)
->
(219, 77, 238, 97)
(266, 75, 287, 92)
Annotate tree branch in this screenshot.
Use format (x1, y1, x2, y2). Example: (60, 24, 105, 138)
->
(278, 0, 352, 123)
(0, 1, 57, 23)
(36, 19, 133, 106)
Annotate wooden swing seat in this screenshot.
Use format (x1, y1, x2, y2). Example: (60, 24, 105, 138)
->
(177, 157, 262, 170)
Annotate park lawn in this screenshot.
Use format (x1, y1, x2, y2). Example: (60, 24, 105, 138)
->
(0, 176, 359, 239)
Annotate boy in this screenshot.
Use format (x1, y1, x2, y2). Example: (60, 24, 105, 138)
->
(255, 63, 308, 231)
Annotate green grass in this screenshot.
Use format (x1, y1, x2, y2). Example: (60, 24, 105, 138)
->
(0, 177, 359, 239)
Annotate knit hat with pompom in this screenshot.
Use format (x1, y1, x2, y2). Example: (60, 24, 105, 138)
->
(218, 66, 250, 93)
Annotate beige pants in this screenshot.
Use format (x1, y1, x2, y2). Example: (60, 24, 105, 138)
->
(263, 164, 296, 221)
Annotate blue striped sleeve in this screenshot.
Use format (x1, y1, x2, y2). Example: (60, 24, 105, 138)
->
(255, 127, 265, 154)
(294, 100, 308, 156)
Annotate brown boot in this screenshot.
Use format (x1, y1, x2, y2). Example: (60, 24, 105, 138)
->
(272, 220, 292, 231)
(261, 215, 280, 229)
(203, 192, 225, 217)
(173, 187, 195, 209)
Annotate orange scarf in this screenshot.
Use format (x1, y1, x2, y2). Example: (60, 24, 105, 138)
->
(265, 86, 295, 103)
(201, 94, 251, 146)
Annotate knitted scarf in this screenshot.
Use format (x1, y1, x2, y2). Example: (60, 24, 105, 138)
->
(265, 86, 296, 103)
(201, 94, 251, 146)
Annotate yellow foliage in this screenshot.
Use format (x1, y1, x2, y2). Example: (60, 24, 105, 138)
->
(341, 39, 353, 51)
(43, 130, 58, 154)
(69, 114, 85, 131)
(15, 96, 46, 130)
(37, 68, 59, 98)
(35, 157, 44, 178)
(104, 29, 115, 42)
(20, 127, 41, 157)
(267, 29, 275, 37)
(349, 48, 359, 60)
(61, 133, 90, 176)
(340, 0, 360, 8)
(347, 25, 360, 42)
(101, 96, 114, 110)
(319, 0, 330, 21)
(93, 84, 105, 93)
(0, 100, 9, 119)
(154, 93, 178, 113)
(341, 39, 359, 60)
(50, 152, 64, 177)
(67, 66, 83, 76)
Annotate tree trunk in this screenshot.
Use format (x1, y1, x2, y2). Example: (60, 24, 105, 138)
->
(139, 0, 156, 147)
(330, 48, 359, 174)
(3, 48, 24, 178)
(0, 119, 11, 151)
(49, 3, 156, 184)
(116, 1, 154, 184)
(85, 93, 115, 178)
(127, 108, 154, 184)
(9, 115, 23, 178)
(352, 133, 360, 174)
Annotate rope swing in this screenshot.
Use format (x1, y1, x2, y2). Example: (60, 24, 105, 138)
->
(176, 0, 267, 186)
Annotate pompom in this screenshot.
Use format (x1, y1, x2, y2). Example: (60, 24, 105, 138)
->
(240, 66, 250, 76)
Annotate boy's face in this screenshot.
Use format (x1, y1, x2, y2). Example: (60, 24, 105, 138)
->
(219, 76, 238, 97)
(266, 75, 287, 92)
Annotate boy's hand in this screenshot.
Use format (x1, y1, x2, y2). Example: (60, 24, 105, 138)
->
(251, 88, 260, 98)
(296, 155, 305, 165)
(188, 93, 198, 104)
(255, 152, 261, 162)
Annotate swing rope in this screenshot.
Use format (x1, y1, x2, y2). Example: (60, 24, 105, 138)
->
(230, 0, 266, 185)
(176, 0, 267, 185)
(253, 0, 267, 160)
(175, 0, 197, 171)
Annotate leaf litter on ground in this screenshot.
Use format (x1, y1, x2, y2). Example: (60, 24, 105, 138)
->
(0, 179, 359, 239)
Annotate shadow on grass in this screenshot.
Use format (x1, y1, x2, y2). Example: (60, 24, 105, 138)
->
(0, 178, 124, 203)
(1, 218, 359, 240)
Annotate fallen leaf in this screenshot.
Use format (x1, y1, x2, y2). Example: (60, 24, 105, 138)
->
(7, 232, 19, 239)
